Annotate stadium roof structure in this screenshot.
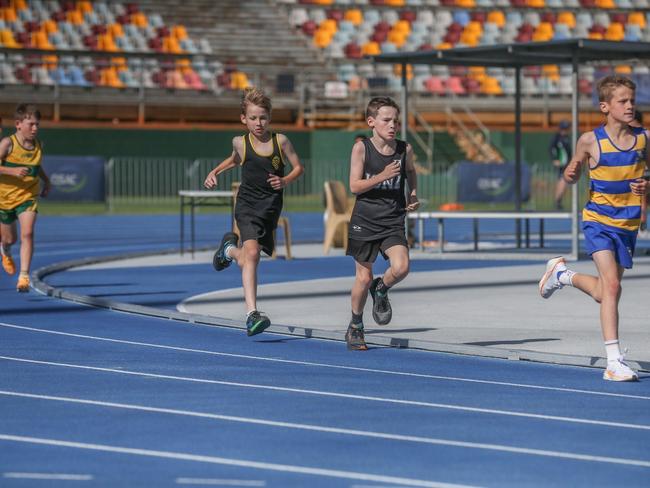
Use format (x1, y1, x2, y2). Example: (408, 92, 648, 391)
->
(373, 39, 650, 259)
(372, 39, 650, 67)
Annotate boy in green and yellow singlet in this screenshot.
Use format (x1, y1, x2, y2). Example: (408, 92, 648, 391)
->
(0, 104, 50, 292)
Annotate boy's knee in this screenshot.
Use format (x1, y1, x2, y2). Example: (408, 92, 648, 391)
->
(603, 279, 621, 297)
(356, 270, 373, 288)
(21, 230, 33, 242)
(243, 246, 260, 264)
(392, 261, 409, 280)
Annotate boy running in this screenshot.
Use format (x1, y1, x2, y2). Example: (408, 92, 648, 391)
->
(204, 88, 304, 336)
(0, 104, 50, 292)
(345, 96, 419, 351)
(539, 75, 649, 381)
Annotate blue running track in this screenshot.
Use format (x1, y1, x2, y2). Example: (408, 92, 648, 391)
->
(1, 214, 649, 487)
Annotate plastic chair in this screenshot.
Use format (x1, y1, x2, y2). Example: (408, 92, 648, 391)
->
(323, 180, 353, 254)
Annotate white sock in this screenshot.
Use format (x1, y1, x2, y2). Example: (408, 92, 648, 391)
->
(246, 309, 257, 317)
(557, 269, 575, 286)
(605, 340, 621, 362)
(0, 244, 9, 257)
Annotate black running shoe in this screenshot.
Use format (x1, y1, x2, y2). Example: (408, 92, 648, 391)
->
(345, 324, 368, 351)
(213, 232, 239, 271)
(369, 277, 392, 325)
(246, 311, 271, 337)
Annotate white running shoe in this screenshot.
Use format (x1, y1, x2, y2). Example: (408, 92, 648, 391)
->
(539, 256, 566, 299)
(603, 355, 638, 382)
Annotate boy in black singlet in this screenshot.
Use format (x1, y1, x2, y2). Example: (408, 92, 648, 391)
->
(204, 88, 304, 336)
(345, 97, 419, 350)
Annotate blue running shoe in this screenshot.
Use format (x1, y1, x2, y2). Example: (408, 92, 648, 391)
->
(213, 232, 238, 271)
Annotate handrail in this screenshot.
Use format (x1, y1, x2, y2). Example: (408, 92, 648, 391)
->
(445, 106, 494, 161)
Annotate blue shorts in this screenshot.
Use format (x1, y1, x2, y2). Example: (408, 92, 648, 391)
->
(583, 221, 637, 269)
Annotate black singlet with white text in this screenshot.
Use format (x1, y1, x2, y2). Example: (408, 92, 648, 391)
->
(349, 138, 407, 240)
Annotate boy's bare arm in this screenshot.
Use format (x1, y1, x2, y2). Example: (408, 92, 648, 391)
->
(0, 138, 27, 177)
(270, 135, 303, 190)
(563, 132, 594, 184)
(203, 137, 242, 189)
(349, 141, 400, 195)
(404, 144, 420, 211)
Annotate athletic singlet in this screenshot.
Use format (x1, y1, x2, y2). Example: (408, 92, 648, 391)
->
(582, 125, 646, 233)
(349, 138, 407, 240)
(237, 132, 285, 213)
(0, 134, 42, 209)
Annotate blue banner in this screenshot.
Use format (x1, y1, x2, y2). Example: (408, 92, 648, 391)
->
(43, 156, 105, 202)
(456, 161, 530, 203)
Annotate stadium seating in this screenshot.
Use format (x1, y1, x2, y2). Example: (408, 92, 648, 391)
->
(289, 0, 650, 97)
(0, 0, 225, 92)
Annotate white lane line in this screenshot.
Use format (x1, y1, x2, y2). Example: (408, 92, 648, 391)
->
(1, 322, 647, 401)
(176, 479, 265, 486)
(3, 472, 93, 480)
(2, 356, 649, 431)
(2, 390, 649, 468)
(0, 434, 477, 488)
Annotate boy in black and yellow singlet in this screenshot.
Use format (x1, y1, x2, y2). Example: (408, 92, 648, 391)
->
(539, 76, 649, 382)
(345, 97, 419, 351)
(0, 104, 50, 292)
(204, 88, 304, 336)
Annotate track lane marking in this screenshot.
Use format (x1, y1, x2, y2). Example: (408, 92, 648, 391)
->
(1, 322, 648, 401)
(1, 390, 649, 467)
(0, 434, 477, 488)
(1, 355, 649, 431)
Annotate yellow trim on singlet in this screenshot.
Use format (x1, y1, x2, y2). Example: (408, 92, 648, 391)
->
(240, 135, 246, 165)
(247, 133, 275, 157)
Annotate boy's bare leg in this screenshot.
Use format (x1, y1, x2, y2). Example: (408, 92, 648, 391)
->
(554, 178, 568, 208)
(351, 260, 373, 315)
(228, 239, 260, 314)
(0, 222, 17, 275)
(17, 211, 37, 275)
(381, 245, 410, 288)
(571, 250, 624, 342)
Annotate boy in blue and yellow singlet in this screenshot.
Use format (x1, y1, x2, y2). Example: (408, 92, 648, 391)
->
(0, 104, 50, 292)
(203, 88, 304, 336)
(539, 76, 649, 382)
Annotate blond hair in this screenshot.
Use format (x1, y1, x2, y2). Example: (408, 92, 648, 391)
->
(241, 87, 272, 115)
(597, 75, 636, 103)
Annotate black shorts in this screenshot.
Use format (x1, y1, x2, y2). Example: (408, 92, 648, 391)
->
(346, 234, 408, 263)
(235, 211, 279, 257)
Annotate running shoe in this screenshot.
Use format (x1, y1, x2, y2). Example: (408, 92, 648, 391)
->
(246, 311, 271, 337)
(16, 273, 30, 293)
(369, 277, 392, 325)
(603, 355, 638, 382)
(213, 232, 239, 271)
(2, 254, 16, 275)
(538, 256, 566, 299)
(345, 324, 368, 351)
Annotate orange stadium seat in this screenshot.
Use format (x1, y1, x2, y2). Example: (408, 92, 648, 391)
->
(628, 12, 646, 29)
(456, 0, 476, 7)
(314, 28, 333, 48)
(67, 9, 83, 25)
(487, 11, 505, 28)
(362, 41, 381, 56)
(344, 9, 362, 26)
(131, 12, 148, 28)
(557, 12, 576, 29)
(526, 0, 545, 7)
(43, 19, 58, 34)
(481, 76, 503, 95)
(595, 0, 615, 8)
(173, 25, 188, 40)
(2, 8, 18, 22)
(1, 29, 20, 47)
(77, 1, 93, 14)
(605, 22, 625, 41)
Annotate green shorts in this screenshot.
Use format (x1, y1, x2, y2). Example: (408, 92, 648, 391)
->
(0, 200, 38, 224)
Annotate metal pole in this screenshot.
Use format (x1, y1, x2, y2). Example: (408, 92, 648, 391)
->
(515, 65, 522, 248)
(571, 56, 580, 261)
(401, 62, 408, 140)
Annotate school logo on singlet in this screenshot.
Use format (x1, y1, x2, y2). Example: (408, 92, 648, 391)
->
(271, 155, 281, 170)
(369, 159, 402, 190)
